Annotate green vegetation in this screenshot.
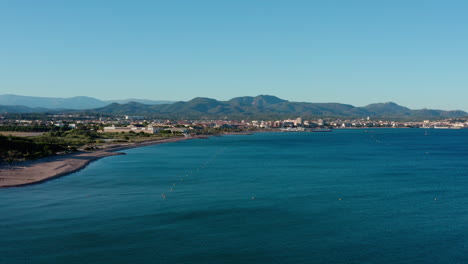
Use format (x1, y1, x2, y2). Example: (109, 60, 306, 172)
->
(0, 124, 183, 165)
(97, 131, 177, 143)
(0, 134, 70, 164)
(0, 125, 97, 164)
(0, 125, 57, 132)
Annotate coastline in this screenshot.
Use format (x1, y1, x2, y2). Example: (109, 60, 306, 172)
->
(0, 135, 208, 188)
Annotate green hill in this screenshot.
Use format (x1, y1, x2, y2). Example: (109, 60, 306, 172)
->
(90, 95, 468, 119)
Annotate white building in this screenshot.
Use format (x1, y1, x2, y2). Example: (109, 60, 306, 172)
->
(103, 125, 159, 134)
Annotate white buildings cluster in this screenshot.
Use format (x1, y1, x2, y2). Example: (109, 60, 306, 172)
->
(103, 124, 160, 134)
(2, 113, 468, 134)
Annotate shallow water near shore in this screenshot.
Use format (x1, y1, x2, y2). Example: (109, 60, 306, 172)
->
(1, 129, 468, 264)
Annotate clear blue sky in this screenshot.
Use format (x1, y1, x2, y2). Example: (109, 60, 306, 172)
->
(1, 0, 467, 110)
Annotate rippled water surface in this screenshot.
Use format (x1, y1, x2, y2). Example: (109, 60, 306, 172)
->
(1, 129, 468, 264)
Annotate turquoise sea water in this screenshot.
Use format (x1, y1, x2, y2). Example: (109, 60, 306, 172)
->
(1, 129, 468, 264)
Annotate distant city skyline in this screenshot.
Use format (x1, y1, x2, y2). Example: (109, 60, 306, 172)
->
(1, 1, 468, 111)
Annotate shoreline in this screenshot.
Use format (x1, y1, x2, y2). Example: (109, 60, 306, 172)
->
(0, 135, 209, 188)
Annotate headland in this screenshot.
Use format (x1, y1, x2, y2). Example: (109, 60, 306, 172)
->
(0, 135, 207, 188)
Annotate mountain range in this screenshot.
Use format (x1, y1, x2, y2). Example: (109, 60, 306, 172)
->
(0, 94, 173, 110)
(0, 94, 466, 119)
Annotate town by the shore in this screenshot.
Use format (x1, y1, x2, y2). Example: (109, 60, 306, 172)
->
(2, 112, 467, 189)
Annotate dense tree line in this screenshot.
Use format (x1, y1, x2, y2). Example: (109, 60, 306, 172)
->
(0, 135, 69, 164)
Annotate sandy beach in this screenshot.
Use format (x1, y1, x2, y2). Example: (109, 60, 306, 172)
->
(0, 136, 206, 188)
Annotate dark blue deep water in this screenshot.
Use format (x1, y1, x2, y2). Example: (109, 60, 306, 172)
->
(1, 129, 468, 264)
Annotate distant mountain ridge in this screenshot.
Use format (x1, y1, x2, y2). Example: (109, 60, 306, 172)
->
(91, 95, 467, 119)
(0, 105, 51, 114)
(0, 94, 173, 110)
(110, 99, 174, 105)
(0, 94, 466, 119)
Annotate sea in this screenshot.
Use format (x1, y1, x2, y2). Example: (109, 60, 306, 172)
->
(1, 129, 468, 264)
